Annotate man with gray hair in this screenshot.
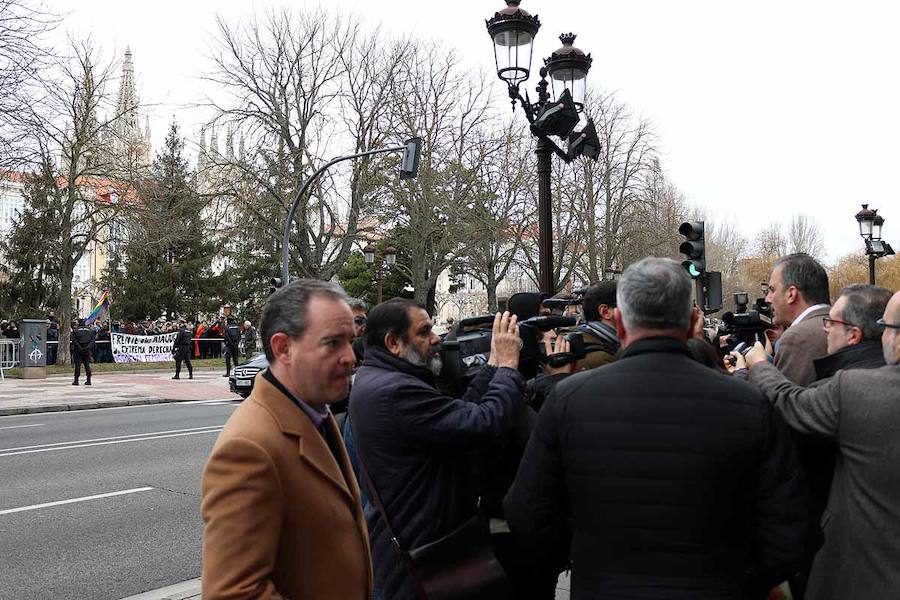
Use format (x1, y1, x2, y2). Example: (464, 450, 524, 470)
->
(201, 279, 372, 599)
(505, 257, 809, 599)
(742, 290, 900, 599)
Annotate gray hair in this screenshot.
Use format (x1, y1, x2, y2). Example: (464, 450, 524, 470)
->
(347, 297, 367, 312)
(617, 257, 693, 331)
(259, 279, 349, 361)
(838, 284, 893, 341)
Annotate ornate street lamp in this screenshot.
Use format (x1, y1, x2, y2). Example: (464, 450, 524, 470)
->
(363, 244, 396, 304)
(855, 204, 895, 284)
(486, 1, 599, 295)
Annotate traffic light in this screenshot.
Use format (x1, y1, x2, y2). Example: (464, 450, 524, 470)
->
(678, 221, 705, 279)
(268, 277, 283, 295)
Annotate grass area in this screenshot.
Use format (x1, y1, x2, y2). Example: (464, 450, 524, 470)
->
(5, 357, 227, 377)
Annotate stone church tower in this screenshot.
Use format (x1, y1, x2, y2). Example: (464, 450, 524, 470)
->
(105, 47, 152, 169)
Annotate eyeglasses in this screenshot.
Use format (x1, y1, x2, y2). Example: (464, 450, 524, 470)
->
(823, 317, 857, 331)
(876, 318, 900, 330)
(353, 316, 367, 326)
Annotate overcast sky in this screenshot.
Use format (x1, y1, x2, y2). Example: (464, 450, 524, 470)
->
(45, 0, 900, 264)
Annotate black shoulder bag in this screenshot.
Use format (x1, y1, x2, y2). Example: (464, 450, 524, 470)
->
(356, 451, 511, 600)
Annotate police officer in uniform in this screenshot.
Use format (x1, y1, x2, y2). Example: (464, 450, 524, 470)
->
(223, 316, 242, 377)
(71, 318, 96, 386)
(172, 320, 194, 380)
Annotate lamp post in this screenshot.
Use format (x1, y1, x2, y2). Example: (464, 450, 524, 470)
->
(855, 204, 895, 284)
(363, 244, 397, 304)
(486, 1, 599, 295)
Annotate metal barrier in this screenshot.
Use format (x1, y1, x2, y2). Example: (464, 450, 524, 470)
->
(0, 338, 21, 382)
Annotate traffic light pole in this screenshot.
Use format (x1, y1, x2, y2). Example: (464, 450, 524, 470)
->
(281, 146, 406, 285)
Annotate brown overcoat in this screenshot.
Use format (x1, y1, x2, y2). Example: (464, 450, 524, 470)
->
(201, 373, 373, 599)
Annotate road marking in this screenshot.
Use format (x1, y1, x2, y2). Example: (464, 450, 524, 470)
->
(0, 426, 224, 457)
(0, 424, 43, 430)
(0, 399, 239, 419)
(0, 487, 155, 516)
(0, 425, 224, 452)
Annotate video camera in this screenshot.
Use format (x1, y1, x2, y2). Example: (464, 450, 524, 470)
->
(720, 291, 773, 349)
(437, 314, 586, 395)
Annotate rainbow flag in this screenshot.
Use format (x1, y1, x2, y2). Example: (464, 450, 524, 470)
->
(85, 290, 111, 325)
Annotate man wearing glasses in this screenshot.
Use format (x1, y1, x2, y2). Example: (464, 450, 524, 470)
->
(817, 284, 891, 379)
(742, 290, 900, 600)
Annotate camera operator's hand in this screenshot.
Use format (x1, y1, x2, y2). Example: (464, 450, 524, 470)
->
(724, 351, 746, 373)
(488, 311, 520, 370)
(745, 341, 769, 368)
(544, 335, 577, 375)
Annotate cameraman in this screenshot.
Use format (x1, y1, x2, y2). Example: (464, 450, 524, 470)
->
(578, 281, 621, 370)
(349, 300, 526, 600)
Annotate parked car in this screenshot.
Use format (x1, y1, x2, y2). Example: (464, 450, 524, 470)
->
(228, 353, 268, 398)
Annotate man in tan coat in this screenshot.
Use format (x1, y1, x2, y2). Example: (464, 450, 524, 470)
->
(201, 280, 372, 599)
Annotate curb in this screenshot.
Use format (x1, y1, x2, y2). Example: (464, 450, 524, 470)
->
(0, 396, 235, 417)
(119, 577, 200, 600)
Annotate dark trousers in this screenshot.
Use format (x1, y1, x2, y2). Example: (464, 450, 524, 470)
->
(175, 350, 193, 378)
(225, 344, 240, 373)
(73, 353, 92, 382)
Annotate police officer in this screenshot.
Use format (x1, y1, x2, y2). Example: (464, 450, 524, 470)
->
(71, 318, 96, 386)
(223, 316, 242, 376)
(172, 320, 194, 380)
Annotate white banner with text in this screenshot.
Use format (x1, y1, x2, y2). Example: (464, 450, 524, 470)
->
(111, 332, 179, 363)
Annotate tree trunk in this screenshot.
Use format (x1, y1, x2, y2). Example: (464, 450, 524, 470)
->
(57, 267, 74, 366)
(486, 273, 498, 313)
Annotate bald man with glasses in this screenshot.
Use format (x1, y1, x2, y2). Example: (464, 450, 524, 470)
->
(742, 290, 900, 599)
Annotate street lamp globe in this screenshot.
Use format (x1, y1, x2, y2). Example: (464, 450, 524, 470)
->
(384, 246, 397, 266)
(855, 204, 876, 239)
(873, 214, 885, 241)
(363, 244, 376, 265)
(545, 33, 592, 110)
(486, 0, 541, 88)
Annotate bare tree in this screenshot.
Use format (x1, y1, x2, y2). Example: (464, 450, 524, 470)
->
(788, 214, 825, 258)
(9, 39, 138, 364)
(383, 43, 495, 308)
(0, 0, 57, 165)
(204, 8, 392, 280)
(573, 90, 657, 280)
(456, 119, 535, 310)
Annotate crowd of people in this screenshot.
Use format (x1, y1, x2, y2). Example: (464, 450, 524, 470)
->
(198, 252, 900, 600)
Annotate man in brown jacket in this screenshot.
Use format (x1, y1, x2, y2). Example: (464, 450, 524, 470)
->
(201, 280, 372, 599)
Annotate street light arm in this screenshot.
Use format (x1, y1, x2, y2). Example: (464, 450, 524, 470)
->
(281, 145, 406, 283)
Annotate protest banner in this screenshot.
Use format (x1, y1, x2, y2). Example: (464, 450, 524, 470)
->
(111, 332, 179, 363)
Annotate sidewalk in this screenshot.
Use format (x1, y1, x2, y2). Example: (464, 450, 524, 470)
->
(0, 369, 241, 416)
(121, 573, 572, 600)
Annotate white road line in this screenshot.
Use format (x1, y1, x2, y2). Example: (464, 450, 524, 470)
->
(0, 487, 155, 516)
(0, 424, 44, 430)
(0, 425, 224, 453)
(0, 398, 240, 420)
(0, 429, 223, 457)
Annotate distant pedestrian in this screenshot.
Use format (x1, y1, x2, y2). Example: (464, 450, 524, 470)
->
(70, 318, 96, 386)
(223, 316, 241, 376)
(46, 321, 59, 365)
(172, 321, 194, 380)
(242, 320, 257, 358)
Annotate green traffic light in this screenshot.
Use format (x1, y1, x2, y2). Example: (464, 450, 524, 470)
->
(682, 260, 702, 278)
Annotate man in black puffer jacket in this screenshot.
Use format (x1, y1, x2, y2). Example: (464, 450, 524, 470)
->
(505, 257, 810, 599)
(350, 299, 526, 600)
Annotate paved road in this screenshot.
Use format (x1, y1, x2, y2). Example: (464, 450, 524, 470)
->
(0, 399, 239, 600)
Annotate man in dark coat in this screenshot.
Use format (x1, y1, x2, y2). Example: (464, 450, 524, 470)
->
(504, 257, 810, 599)
(742, 290, 900, 600)
(578, 280, 620, 370)
(813, 284, 890, 380)
(223, 316, 241, 376)
(71, 318, 96, 386)
(172, 321, 194, 380)
(349, 299, 526, 600)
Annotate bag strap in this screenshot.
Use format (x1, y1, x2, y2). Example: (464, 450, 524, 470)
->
(356, 447, 408, 556)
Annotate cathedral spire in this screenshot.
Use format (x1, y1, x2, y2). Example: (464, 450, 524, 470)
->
(109, 46, 150, 168)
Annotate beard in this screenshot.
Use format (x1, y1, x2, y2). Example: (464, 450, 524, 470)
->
(401, 344, 443, 375)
